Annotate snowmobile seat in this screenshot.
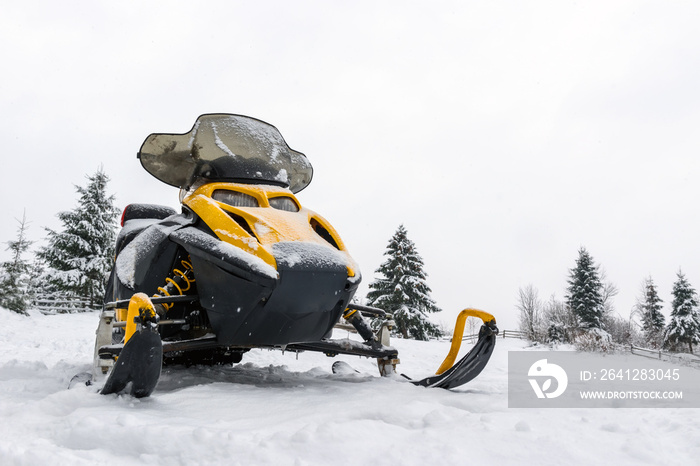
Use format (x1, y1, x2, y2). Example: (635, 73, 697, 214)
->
(121, 204, 177, 224)
(115, 204, 178, 256)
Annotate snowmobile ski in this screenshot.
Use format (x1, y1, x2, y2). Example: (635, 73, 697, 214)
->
(101, 294, 163, 398)
(68, 372, 92, 389)
(405, 309, 498, 389)
(100, 328, 162, 397)
(331, 361, 361, 375)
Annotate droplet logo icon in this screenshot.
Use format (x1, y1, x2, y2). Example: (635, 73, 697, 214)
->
(528, 359, 568, 399)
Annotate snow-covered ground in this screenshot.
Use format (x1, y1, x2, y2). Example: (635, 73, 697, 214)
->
(0, 308, 698, 466)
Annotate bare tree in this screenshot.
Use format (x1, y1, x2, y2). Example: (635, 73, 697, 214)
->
(599, 269, 619, 316)
(543, 295, 577, 343)
(517, 284, 542, 341)
(602, 312, 639, 345)
(466, 316, 479, 338)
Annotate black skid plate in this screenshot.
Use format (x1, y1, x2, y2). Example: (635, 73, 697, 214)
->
(101, 328, 163, 398)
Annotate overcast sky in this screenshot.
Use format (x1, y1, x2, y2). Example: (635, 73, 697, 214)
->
(2, 1, 699, 330)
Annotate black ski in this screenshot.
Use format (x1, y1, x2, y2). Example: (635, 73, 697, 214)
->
(100, 327, 163, 398)
(405, 323, 497, 389)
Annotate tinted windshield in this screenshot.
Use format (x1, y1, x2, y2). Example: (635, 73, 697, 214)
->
(138, 114, 313, 193)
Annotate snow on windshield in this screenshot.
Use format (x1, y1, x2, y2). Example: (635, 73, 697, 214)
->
(139, 114, 312, 193)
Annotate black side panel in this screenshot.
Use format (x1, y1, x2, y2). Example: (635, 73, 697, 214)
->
(187, 256, 272, 346)
(103, 267, 119, 305)
(196, 260, 353, 346)
(189, 240, 358, 347)
(106, 215, 193, 302)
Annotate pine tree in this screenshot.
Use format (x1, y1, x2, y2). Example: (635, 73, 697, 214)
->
(366, 225, 442, 340)
(566, 247, 604, 329)
(37, 168, 120, 311)
(0, 213, 33, 315)
(638, 276, 665, 348)
(663, 271, 700, 353)
(24, 258, 45, 309)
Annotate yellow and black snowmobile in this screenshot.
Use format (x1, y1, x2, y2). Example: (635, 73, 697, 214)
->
(92, 114, 498, 397)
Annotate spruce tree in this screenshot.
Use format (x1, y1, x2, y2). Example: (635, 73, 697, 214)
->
(663, 271, 700, 353)
(638, 276, 665, 348)
(566, 247, 604, 329)
(37, 168, 120, 311)
(366, 225, 442, 340)
(0, 213, 33, 315)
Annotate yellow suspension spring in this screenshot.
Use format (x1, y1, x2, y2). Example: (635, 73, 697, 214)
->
(155, 259, 196, 312)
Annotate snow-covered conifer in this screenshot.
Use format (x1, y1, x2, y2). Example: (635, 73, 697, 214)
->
(637, 276, 665, 348)
(366, 225, 442, 340)
(37, 169, 120, 311)
(663, 271, 700, 353)
(566, 247, 604, 329)
(0, 213, 33, 315)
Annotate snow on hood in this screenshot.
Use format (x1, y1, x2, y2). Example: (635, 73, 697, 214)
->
(171, 226, 279, 280)
(272, 241, 358, 276)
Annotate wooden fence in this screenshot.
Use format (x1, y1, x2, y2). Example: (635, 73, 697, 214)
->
(33, 295, 96, 315)
(460, 329, 526, 343)
(630, 344, 700, 367)
(451, 335, 700, 367)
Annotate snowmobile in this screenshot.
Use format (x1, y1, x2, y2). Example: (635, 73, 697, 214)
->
(92, 114, 499, 397)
